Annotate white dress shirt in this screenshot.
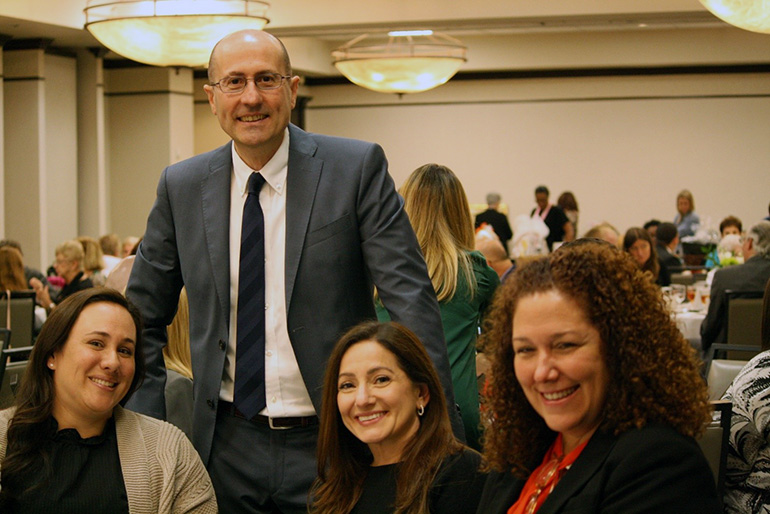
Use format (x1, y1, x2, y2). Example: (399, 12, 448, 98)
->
(220, 129, 316, 417)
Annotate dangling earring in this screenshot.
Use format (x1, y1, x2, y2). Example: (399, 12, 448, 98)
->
(417, 404, 425, 417)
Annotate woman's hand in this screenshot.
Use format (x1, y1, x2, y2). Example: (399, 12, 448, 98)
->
(29, 277, 53, 309)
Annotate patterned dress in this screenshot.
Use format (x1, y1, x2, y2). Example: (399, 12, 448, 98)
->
(723, 351, 770, 513)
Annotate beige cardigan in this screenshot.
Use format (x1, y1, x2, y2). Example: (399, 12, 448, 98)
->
(0, 405, 217, 513)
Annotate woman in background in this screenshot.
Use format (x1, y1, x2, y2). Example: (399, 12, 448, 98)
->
(477, 240, 719, 513)
(0, 246, 46, 332)
(312, 321, 484, 514)
(77, 236, 107, 286)
(556, 192, 579, 238)
(623, 227, 669, 286)
(674, 189, 700, 238)
(0, 288, 216, 513)
(378, 163, 499, 449)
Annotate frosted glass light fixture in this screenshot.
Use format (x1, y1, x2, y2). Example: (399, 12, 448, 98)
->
(699, 0, 770, 33)
(84, 0, 270, 67)
(332, 30, 467, 94)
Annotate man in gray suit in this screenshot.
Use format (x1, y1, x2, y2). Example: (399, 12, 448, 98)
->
(126, 30, 459, 513)
(701, 220, 770, 352)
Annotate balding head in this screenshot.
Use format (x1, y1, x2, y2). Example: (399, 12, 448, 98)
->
(207, 30, 292, 83)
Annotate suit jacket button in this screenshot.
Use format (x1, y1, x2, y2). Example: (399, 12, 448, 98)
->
(207, 399, 215, 410)
(219, 340, 226, 351)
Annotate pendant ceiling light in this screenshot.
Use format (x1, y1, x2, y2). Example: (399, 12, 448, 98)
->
(332, 30, 467, 94)
(84, 0, 270, 68)
(699, 0, 770, 33)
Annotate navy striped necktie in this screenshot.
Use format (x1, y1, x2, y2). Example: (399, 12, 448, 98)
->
(233, 172, 267, 419)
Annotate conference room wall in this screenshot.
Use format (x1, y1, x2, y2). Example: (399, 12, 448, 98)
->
(3, 51, 78, 270)
(300, 73, 770, 238)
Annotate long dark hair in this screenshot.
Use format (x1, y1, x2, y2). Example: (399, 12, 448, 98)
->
(311, 321, 462, 514)
(0, 288, 144, 507)
(623, 227, 660, 281)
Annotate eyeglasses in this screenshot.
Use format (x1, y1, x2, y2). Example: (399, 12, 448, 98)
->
(210, 73, 292, 94)
(525, 456, 563, 514)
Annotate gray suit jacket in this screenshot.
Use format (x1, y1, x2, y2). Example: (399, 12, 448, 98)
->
(126, 125, 457, 464)
(700, 255, 770, 350)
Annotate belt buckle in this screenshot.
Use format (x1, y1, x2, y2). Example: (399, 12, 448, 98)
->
(268, 417, 292, 430)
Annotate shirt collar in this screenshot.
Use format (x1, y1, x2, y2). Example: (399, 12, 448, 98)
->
(231, 128, 289, 196)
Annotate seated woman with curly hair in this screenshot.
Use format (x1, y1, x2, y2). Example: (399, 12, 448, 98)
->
(477, 239, 720, 514)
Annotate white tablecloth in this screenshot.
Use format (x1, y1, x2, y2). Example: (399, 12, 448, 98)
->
(674, 310, 706, 342)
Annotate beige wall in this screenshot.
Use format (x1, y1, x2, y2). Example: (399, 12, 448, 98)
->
(300, 73, 770, 237)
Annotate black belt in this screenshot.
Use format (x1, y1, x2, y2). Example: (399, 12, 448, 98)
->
(218, 401, 318, 429)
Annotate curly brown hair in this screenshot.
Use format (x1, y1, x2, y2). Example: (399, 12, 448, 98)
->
(480, 239, 711, 477)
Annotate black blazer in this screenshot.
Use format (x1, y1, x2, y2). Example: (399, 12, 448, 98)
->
(477, 425, 721, 514)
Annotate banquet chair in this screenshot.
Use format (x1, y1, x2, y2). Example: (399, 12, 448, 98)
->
(0, 290, 37, 349)
(724, 290, 764, 359)
(0, 345, 33, 409)
(0, 328, 11, 385)
(697, 400, 732, 508)
(707, 358, 748, 401)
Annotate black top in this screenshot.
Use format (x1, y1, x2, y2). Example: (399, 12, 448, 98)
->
(531, 206, 569, 251)
(475, 209, 513, 251)
(351, 448, 485, 514)
(10, 417, 129, 514)
(55, 272, 94, 303)
(476, 425, 720, 514)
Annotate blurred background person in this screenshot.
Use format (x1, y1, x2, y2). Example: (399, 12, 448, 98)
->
(475, 192, 513, 255)
(379, 163, 499, 449)
(705, 216, 744, 269)
(623, 227, 670, 286)
(655, 222, 684, 275)
(0, 240, 47, 289)
(312, 321, 484, 514)
(30, 240, 93, 312)
(532, 185, 574, 251)
(722, 277, 770, 513)
(164, 287, 194, 439)
(475, 236, 515, 283)
(99, 233, 122, 277)
(77, 236, 107, 287)
(556, 191, 579, 238)
(701, 221, 770, 355)
(477, 241, 719, 513)
(583, 222, 620, 247)
(0, 246, 46, 332)
(674, 189, 700, 238)
(643, 219, 661, 241)
(121, 236, 140, 258)
(0, 288, 216, 512)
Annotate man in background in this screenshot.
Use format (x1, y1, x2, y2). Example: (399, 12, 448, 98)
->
(475, 192, 513, 254)
(701, 221, 770, 352)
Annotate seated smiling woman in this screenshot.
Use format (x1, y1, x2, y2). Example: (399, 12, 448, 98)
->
(0, 288, 216, 513)
(312, 321, 485, 514)
(477, 240, 720, 514)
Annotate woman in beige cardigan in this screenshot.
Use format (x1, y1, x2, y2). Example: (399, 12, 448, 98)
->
(0, 288, 216, 513)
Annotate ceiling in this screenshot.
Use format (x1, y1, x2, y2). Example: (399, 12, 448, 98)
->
(0, 1, 746, 75)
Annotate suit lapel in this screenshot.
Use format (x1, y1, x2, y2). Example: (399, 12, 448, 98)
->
(201, 142, 233, 324)
(538, 430, 616, 514)
(285, 125, 322, 308)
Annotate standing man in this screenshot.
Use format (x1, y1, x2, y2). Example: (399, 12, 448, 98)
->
(474, 192, 513, 254)
(531, 185, 574, 251)
(125, 30, 459, 513)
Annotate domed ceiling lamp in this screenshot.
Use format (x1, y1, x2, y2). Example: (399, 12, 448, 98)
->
(84, 0, 270, 67)
(332, 30, 467, 94)
(699, 0, 770, 33)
